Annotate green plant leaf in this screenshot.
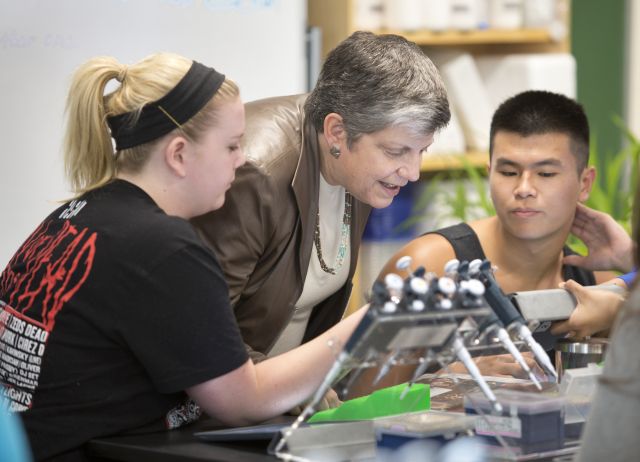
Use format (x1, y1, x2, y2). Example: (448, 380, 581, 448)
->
(395, 171, 447, 233)
(460, 156, 494, 216)
(412, 172, 446, 212)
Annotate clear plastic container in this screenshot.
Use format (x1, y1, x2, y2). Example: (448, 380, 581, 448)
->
(375, 410, 478, 451)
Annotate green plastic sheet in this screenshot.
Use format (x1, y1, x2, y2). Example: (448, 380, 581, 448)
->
(308, 383, 430, 423)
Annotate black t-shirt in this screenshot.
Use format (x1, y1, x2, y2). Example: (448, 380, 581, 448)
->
(0, 180, 248, 461)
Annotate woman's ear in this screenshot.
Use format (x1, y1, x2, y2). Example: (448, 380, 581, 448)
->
(322, 113, 347, 148)
(164, 136, 189, 178)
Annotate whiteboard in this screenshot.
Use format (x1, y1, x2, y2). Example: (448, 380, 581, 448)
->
(0, 0, 307, 267)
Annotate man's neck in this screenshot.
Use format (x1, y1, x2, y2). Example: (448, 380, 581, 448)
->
(475, 216, 569, 293)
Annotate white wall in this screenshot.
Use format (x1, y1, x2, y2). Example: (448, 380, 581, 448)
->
(0, 0, 306, 268)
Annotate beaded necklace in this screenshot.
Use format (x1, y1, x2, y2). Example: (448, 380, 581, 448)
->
(313, 191, 352, 275)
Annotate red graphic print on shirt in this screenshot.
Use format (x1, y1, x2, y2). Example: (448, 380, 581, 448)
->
(0, 218, 97, 411)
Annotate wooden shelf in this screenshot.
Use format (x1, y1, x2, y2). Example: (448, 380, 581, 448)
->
(372, 28, 556, 46)
(308, 0, 571, 57)
(421, 151, 489, 172)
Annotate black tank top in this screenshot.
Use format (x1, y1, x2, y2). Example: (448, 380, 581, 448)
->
(427, 222, 596, 353)
(428, 222, 596, 285)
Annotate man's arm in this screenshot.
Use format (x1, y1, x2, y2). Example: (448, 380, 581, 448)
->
(378, 233, 458, 281)
(594, 270, 624, 285)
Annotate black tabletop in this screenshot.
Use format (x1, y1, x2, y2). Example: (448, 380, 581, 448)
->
(87, 418, 284, 462)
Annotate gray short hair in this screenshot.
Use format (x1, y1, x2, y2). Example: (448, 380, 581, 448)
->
(305, 31, 450, 146)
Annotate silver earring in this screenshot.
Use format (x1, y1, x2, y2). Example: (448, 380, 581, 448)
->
(329, 145, 341, 159)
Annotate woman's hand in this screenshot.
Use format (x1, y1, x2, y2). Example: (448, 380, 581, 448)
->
(550, 279, 625, 339)
(563, 203, 634, 273)
(287, 388, 342, 415)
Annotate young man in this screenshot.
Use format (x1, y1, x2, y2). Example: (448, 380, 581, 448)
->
(380, 90, 617, 377)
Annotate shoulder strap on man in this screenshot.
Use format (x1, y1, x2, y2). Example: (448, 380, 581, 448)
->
(562, 246, 596, 285)
(426, 223, 487, 262)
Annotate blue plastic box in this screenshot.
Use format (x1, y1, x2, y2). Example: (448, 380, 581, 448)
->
(464, 389, 565, 454)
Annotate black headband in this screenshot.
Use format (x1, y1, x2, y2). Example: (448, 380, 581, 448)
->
(107, 61, 225, 150)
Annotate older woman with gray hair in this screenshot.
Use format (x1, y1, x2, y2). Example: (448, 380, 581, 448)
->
(192, 31, 450, 368)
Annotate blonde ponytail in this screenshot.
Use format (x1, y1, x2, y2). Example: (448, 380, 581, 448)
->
(63, 53, 239, 196)
(63, 57, 122, 195)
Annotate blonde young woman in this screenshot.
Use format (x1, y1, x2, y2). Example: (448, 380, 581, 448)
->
(0, 53, 365, 461)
